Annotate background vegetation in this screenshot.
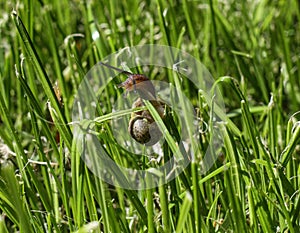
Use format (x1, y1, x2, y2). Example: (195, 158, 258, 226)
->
(0, 0, 299, 232)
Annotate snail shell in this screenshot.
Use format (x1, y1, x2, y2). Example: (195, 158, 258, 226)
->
(128, 98, 164, 146)
(128, 116, 162, 146)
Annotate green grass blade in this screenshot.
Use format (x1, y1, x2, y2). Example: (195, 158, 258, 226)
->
(175, 192, 192, 233)
(11, 11, 72, 149)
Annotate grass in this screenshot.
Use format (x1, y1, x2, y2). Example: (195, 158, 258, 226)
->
(0, 0, 300, 232)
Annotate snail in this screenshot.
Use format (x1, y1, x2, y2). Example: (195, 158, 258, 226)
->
(99, 62, 165, 145)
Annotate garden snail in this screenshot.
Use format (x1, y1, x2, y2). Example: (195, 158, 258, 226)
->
(99, 62, 165, 145)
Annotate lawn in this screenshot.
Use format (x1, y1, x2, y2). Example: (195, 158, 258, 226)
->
(0, 0, 299, 232)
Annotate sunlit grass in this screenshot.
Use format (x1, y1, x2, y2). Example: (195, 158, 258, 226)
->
(0, 0, 299, 232)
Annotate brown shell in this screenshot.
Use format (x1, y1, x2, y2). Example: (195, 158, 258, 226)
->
(128, 116, 151, 144)
(128, 98, 165, 146)
(128, 116, 162, 146)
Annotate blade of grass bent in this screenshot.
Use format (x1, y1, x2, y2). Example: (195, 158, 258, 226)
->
(11, 11, 72, 149)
